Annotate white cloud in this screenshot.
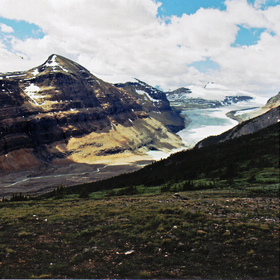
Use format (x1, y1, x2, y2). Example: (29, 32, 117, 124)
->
(0, 0, 279, 97)
(253, 0, 277, 9)
(253, 0, 266, 8)
(0, 23, 14, 33)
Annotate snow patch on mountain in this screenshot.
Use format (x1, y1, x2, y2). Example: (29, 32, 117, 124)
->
(42, 54, 69, 73)
(136, 89, 160, 103)
(32, 68, 39, 76)
(24, 84, 41, 105)
(47, 55, 59, 67)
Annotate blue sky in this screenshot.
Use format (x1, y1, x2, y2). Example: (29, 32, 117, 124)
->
(0, 18, 44, 40)
(188, 57, 220, 73)
(158, 0, 280, 16)
(0, 0, 279, 97)
(232, 26, 267, 47)
(157, 0, 226, 17)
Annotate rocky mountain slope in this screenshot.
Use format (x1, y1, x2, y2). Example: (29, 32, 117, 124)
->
(114, 79, 185, 133)
(196, 104, 279, 148)
(0, 54, 183, 172)
(166, 82, 261, 109)
(227, 92, 280, 122)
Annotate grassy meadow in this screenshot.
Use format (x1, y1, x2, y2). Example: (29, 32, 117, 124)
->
(0, 184, 279, 279)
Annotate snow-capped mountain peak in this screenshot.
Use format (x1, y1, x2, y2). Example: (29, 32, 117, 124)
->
(167, 82, 267, 109)
(204, 82, 229, 90)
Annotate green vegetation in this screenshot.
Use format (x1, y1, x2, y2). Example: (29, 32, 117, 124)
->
(0, 188, 279, 279)
(0, 123, 279, 278)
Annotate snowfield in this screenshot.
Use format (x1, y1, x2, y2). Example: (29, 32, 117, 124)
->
(24, 84, 41, 105)
(173, 82, 267, 105)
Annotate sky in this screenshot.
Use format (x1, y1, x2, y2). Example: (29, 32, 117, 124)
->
(0, 0, 279, 98)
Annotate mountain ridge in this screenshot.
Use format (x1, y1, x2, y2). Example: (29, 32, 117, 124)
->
(114, 78, 185, 133)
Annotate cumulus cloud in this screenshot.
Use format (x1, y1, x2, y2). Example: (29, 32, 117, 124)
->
(253, 0, 277, 9)
(254, 0, 266, 8)
(0, 0, 279, 97)
(0, 23, 14, 33)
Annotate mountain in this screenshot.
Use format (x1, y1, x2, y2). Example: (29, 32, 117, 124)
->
(114, 79, 185, 133)
(196, 105, 279, 148)
(166, 82, 263, 109)
(0, 54, 183, 172)
(265, 92, 280, 108)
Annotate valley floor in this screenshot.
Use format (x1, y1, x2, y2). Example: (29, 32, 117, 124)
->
(0, 155, 153, 199)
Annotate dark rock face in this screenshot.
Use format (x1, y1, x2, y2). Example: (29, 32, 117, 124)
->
(0, 54, 183, 170)
(170, 87, 192, 95)
(115, 79, 185, 133)
(222, 95, 253, 105)
(196, 105, 280, 148)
